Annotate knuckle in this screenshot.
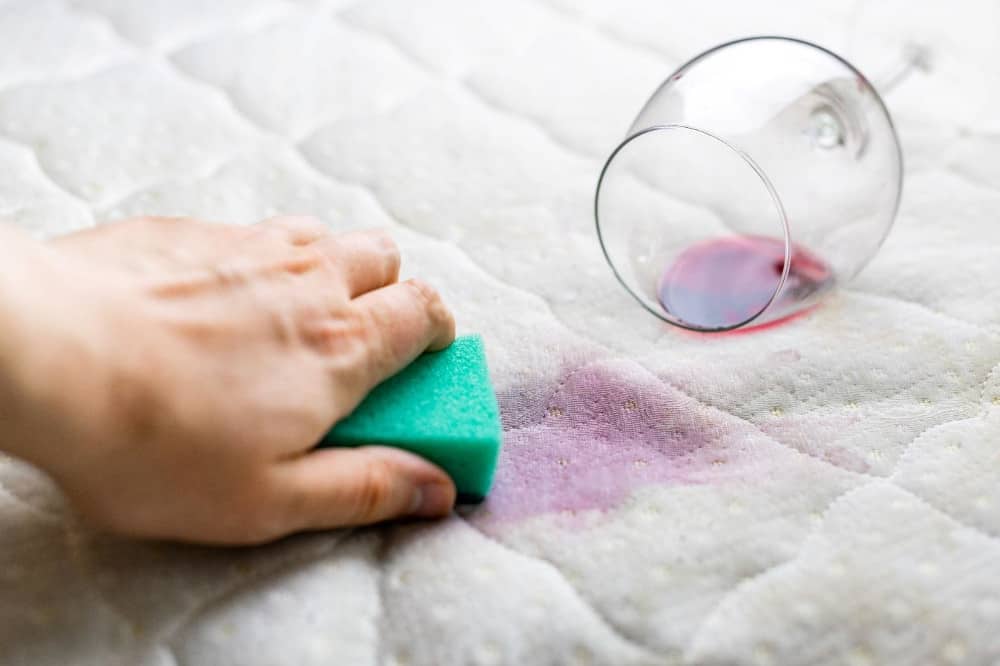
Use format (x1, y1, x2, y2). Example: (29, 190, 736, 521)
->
(313, 310, 383, 396)
(404, 278, 441, 308)
(432, 299, 455, 329)
(353, 458, 397, 522)
(283, 215, 325, 239)
(299, 307, 372, 358)
(284, 244, 325, 275)
(264, 302, 298, 346)
(211, 261, 251, 286)
(370, 229, 401, 276)
(405, 279, 452, 328)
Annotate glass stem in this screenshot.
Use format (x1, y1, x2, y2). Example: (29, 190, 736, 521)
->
(872, 44, 931, 96)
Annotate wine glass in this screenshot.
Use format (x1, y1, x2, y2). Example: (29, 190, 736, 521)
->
(595, 36, 903, 332)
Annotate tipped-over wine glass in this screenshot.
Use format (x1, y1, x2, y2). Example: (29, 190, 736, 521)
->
(595, 36, 907, 332)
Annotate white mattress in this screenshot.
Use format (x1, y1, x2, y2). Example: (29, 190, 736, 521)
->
(1, 1, 999, 664)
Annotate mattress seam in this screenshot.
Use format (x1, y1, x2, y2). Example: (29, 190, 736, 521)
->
(842, 287, 998, 335)
(69, 1, 299, 61)
(887, 359, 1000, 479)
(0, 136, 97, 226)
(683, 478, 882, 658)
(161, 531, 352, 649)
(531, 0, 686, 64)
(457, 514, 668, 661)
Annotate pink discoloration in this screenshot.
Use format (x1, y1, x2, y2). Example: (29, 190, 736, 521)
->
(468, 360, 742, 526)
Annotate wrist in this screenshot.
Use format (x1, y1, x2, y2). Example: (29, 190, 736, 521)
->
(0, 227, 112, 470)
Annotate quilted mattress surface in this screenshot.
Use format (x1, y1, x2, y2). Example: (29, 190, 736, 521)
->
(1, 1, 999, 664)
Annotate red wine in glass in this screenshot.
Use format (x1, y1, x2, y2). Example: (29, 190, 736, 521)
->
(657, 235, 833, 330)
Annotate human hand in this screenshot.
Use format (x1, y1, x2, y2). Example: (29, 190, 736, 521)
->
(0, 216, 456, 544)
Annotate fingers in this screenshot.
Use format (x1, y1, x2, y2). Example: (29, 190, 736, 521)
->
(314, 229, 401, 297)
(272, 446, 455, 530)
(249, 220, 399, 298)
(264, 224, 400, 297)
(348, 278, 455, 391)
(76, 216, 400, 299)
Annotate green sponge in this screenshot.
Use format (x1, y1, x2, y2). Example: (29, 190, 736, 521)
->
(319, 335, 502, 503)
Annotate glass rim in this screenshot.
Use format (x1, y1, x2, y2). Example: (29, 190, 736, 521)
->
(630, 35, 904, 270)
(594, 123, 792, 332)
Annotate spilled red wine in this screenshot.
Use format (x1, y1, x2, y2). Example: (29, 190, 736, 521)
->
(657, 235, 833, 329)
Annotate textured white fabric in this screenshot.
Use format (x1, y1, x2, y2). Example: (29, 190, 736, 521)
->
(1, 1, 998, 664)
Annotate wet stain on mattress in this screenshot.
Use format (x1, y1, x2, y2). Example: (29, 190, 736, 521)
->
(468, 360, 741, 525)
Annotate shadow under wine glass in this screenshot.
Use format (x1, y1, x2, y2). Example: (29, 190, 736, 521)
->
(595, 36, 905, 332)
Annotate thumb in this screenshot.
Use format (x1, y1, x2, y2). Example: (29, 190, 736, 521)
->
(273, 446, 456, 530)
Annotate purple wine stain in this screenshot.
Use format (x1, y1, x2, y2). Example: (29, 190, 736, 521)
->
(468, 360, 742, 527)
(658, 235, 834, 329)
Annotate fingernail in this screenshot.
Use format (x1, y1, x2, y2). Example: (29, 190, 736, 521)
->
(410, 483, 453, 517)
